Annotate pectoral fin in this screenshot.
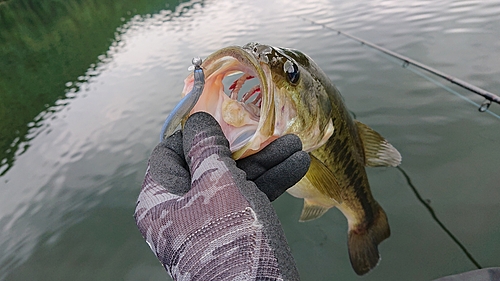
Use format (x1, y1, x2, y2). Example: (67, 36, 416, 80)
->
(355, 121, 402, 167)
(305, 155, 343, 203)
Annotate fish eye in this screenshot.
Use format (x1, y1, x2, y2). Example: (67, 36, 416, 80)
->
(284, 60, 300, 84)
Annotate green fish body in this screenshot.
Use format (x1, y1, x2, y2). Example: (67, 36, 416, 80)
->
(182, 42, 402, 275)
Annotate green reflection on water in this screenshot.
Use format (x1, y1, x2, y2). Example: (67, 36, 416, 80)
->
(0, 0, 180, 175)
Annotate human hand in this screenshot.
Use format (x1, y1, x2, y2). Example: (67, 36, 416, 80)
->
(134, 112, 309, 281)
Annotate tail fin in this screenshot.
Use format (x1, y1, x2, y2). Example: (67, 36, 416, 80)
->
(347, 204, 390, 275)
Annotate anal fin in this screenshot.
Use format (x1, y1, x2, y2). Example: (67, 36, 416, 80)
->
(299, 199, 330, 222)
(355, 121, 402, 167)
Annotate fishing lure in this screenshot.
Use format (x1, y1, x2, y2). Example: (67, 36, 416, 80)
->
(159, 57, 205, 142)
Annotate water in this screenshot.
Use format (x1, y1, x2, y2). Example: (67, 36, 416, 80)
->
(1, 0, 499, 280)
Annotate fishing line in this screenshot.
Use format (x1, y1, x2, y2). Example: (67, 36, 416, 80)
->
(298, 17, 500, 118)
(396, 166, 482, 269)
(381, 53, 500, 121)
(299, 17, 486, 268)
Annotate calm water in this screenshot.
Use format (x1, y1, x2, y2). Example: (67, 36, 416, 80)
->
(1, 0, 500, 280)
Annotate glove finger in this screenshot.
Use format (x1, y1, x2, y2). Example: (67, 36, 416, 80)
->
(254, 150, 310, 201)
(182, 112, 233, 172)
(149, 130, 191, 195)
(237, 134, 303, 181)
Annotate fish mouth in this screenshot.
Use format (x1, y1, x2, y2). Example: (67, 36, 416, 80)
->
(182, 45, 277, 159)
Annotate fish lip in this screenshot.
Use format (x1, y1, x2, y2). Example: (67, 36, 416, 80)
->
(183, 45, 275, 158)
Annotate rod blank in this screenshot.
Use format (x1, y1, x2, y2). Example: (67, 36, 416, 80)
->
(300, 17, 500, 107)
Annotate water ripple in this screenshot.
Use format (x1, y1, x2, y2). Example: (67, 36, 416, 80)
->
(2, 0, 500, 279)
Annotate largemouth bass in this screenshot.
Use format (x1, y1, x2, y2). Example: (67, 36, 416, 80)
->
(180, 42, 402, 275)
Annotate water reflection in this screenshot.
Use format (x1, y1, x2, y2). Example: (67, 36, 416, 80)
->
(0, 0, 194, 278)
(1, 0, 500, 280)
(0, 0, 188, 176)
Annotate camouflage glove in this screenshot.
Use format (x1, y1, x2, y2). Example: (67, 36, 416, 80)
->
(134, 112, 310, 281)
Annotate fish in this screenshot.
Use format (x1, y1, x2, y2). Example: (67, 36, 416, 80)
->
(180, 42, 402, 275)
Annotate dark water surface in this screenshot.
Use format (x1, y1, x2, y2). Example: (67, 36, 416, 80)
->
(1, 0, 499, 280)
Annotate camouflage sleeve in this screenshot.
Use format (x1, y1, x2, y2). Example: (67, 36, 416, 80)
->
(134, 112, 300, 281)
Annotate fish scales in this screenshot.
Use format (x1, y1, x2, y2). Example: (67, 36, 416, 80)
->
(180, 42, 401, 275)
(310, 95, 386, 274)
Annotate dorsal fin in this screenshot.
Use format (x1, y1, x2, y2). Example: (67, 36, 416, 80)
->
(305, 155, 343, 203)
(355, 121, 402, 167)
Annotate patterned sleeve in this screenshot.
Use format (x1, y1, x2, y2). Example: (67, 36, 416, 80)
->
(134, 131, 299, 280)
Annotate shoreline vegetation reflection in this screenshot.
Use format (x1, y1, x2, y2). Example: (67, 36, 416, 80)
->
(0, 0, 190, 176)
(1, 0, 499, 280)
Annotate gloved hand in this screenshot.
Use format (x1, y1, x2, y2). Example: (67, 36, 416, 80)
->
(134, 112, 310, 281)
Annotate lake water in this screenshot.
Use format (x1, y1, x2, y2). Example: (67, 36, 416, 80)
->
(1, 0, 499, 280)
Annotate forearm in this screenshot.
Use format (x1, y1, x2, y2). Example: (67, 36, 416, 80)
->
(134, 113, 303, 280)
(135, 153, 297, 280)
(135, 175, 294, 280)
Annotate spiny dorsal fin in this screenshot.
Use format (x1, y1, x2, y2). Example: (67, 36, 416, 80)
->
(355, 121, 402, 167)
(299, 199, 330, 222)
(305, 155, 343, 203)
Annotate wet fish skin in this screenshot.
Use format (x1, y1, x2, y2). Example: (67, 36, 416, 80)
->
(183, 43, 402, 275)
(308, 121, 392, 275)
(271, 45, 397, 275)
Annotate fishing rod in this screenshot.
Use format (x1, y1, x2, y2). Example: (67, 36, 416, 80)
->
(299, 17, 500, 113)
(300, 17, 490, 269)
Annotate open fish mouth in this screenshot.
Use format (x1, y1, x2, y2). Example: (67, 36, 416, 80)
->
(182, 45, 278, 159)
(175, 43, 402, 276)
